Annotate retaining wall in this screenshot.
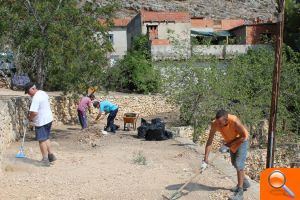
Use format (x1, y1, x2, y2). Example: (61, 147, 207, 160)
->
(192, 44, 271, 58)
(0, 94, 176, 170)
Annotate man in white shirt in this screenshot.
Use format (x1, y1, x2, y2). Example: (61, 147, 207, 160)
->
(25, 82, 56, 166)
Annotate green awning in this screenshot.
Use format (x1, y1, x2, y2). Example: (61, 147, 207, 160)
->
(191, 30, 213, 37)
(191, 30, 231, 37)
(214, 31, 231, 37)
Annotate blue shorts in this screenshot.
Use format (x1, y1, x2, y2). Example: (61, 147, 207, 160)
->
(230, 140, 248, 171)
(35, 122, 52, 141)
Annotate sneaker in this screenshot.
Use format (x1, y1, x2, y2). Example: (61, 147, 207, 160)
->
(115, 125, 120, 130)
(41, 158, 50, 167)
(230, 179, 251, 192)
(48, 153, 57, 163)
(229, 187, 244, 200)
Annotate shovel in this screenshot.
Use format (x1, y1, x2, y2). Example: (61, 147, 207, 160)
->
(16, 119, 28, 158)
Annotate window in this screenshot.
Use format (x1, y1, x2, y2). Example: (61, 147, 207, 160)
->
(260, 33, 273, 44)
(108, 34, 114, 44)
(146, 25, 158, 40)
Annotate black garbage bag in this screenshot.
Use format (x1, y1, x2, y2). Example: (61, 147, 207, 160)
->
(137, 118, 150, 138)
(137, 125, 147, 138)
(137, 118, 173, 141)
(164, 130, 173, 139)
(141, 118, 150, 126)
(151, 118, 163, 124)
(145, 123, 167, 141)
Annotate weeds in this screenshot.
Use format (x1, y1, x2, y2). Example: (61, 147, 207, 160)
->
(132, 151, 147, 165)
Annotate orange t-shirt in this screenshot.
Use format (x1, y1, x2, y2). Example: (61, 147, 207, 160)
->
(211, 114, 249, 153)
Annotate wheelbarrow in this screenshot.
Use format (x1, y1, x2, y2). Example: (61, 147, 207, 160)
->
(123, 113, 139, 131)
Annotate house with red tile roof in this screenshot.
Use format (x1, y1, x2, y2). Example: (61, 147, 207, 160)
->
(135, 10, 191, 60)
(99, 18, 131, 64)
(229, 22, 277, 45)
(191, 18, 245, 32)
(99, 10, 275, 61)
(190, 17, 276, 45)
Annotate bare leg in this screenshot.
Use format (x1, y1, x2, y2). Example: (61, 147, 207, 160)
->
(237, 170, 245, 188)
(39, 141, 48, 158)
(45, 139, 52, 155)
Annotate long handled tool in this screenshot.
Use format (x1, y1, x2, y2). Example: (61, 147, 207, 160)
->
(16, 120, 28, 158)
(162, 151, 222, 200)
(162, 171, 203, 200)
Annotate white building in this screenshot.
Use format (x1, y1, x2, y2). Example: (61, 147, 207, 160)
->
(99, 18, 131, 65)
(138, 10, 191, 60)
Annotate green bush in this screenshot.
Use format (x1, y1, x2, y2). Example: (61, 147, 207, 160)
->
(161, 46, 300, 140)
(105, 35, 161, 94)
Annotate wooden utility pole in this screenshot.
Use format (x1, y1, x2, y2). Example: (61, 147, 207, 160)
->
(266, 0, 286, 168)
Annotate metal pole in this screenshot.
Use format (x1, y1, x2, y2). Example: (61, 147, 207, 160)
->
(266, 0, 285, 168)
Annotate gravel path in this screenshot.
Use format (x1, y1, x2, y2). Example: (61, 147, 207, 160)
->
(0, 124, 258, 200)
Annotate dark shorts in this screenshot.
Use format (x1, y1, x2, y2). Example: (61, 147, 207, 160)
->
(230, 140, 248, 171)
(35, 122, 52, 142)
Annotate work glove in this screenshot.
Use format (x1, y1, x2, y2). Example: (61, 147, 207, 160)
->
(200, 160, 208, 171)
(23, 119, 29, 126)
(219, 145, 230, 153)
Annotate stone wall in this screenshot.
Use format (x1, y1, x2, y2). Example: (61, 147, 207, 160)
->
(0, 97, 31, 169)
(52, 94, 178, 124)
(0, 94, 175, 170)
(192, 44, 271, 58)
(151, 44, 191, 61)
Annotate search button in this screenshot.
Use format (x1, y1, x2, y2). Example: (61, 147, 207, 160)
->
(268, 170, 295, 198)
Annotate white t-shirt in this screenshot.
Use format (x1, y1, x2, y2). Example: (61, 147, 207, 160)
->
(29, 90, 53, 127)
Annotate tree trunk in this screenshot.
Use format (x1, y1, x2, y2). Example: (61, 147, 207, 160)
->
(35, 49, 46, 89)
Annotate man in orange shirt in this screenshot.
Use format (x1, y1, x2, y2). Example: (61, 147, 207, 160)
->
(202, 109, 250, 200)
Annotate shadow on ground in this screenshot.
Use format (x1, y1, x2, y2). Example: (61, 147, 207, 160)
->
(166, 182, 230, 192)
(51, 128, 75, 140)
(17, 157, 44, 167)
(171, 143, 196, 147)
(7, 155, 44, 167)
(119, 133, 141, 139)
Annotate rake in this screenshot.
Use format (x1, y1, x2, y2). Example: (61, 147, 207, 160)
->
(162, 151, 222, 200)
(16, 120, 28, 158)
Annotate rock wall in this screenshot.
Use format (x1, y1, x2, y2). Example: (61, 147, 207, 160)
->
(51, 94, 177, 124)
(192, 45, 272, 58)
(0, 94, 175, 170)
(0, 97, 31, 169)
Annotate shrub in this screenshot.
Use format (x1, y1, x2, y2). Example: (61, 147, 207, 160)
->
(105, 35, 161, 94)
(161, 46, 300, 141)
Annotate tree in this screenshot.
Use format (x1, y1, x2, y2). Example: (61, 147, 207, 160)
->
(0, 0, 116, 92)
(162, 47, 300, 141)
(105, 35, 160, 94)
(285, 0, 300, 51)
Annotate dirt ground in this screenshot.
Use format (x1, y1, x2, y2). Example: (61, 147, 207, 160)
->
(0, 121, 257, 200)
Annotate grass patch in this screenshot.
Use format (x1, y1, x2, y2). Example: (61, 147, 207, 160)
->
(132, 151, 147, 165)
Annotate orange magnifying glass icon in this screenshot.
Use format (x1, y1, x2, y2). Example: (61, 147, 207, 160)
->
(268, 170, 295, 198)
